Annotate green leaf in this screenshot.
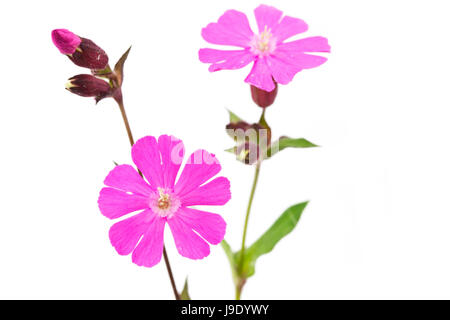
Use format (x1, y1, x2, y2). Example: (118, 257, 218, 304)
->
(239, 201, 308, 278)
(267, 137, 318, 158)
(228, 109, 243, 124)
(224, 147, 236, 154)
(221, 240, 239, 286)
(180, 278, 191, 300)
(114, 46, 132, 87)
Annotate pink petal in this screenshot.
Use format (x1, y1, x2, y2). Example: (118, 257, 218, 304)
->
(131, 214, 166, 267)
(180, 177, 231, 206)
(277, 36, 331, 53)
(51, 29, 81, 54)
(201, 10, 254, 47)
(168, 215, 210, 259)
(158, 135, 185, 189)
(265, 56, 299, 85)
(198, 48, 255, 72)
(174, 150, 221, 197)
(109, 209, 153, 255)
(254, 5, 283, 33)
(177, 207, 226, 245)
(98, 187, 149, 219)
(244, 58, 276, 91)
(272, 16, 308, 43)
(131, 136, 163, 189)
(267, 53, 328, 85)
(104, 164, 152, 196)
(274, 50, 328, 69)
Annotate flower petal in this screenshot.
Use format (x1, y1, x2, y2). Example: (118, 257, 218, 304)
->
(98, 187, 149, 219)
(104, 164, 152, 196)
(109, 209, 152, 255)
(265, 56, 299, 85)
(267, 53, 328, 85)
(174, 150, 221, 197)
(168, 215, 210, 259)
(244, 58, 276, 91)
(177, 207, 226, 245)
(201, 10, 254, 47)
(131, 214, 165, 267)
(272, 16, 308, 43)
(277, 36, 331, 53)
(158, 135, 185, 189)
(131, 136, 163, 189)
(254, 5, 283, 33)
(199, 48, 255, 72)
(180, 177, 231, 206)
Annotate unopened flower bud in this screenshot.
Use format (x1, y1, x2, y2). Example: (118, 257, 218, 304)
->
(51, 29, 81, 54)
(66, 74, 112, 102)
(250, 81, 278, 108)
(69, 38, 109, 70)
(236, 141, 260, 165)
(52, 29, 109, 70)
(226, 121, 271, 165)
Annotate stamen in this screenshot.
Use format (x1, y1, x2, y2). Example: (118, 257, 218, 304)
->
(250, 25, 276, 56)
(157, 187, 170, 209)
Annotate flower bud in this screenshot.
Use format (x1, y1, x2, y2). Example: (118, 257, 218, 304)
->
(235, 141, 260, 165)
(52, 29, 109, 70)
(51, 29, 81, 54)
(226, 121, 271, 165)
(66, 74, 112, 102)
(69, 38, 109, 70)
(250, 81, 278, 108)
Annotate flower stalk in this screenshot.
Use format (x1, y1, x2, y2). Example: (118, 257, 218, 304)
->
(113, 85, 181, 301)
(236, 161, 261, 300)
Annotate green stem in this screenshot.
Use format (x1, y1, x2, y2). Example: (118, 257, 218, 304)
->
(235, 107, 267, 300)
(239, 163, 261, 261)
(236, 162, 261, 299)
(115, 96, 180, 301)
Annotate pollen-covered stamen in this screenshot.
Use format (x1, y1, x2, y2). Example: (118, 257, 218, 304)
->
(157, 188, 170, 210)
(250, 25, 276, 56)
(150, 187, 181, 218)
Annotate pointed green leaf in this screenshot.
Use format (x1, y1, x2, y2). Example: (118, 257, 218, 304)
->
(267, 137, 318, 158)
(180, 278, 191, 300)
(239, 201, 308, 277)
(228, 109, 243, 124)
(221, 240, 239, 286)
(224, 147, 236, 154)
(114, 46, 132, 87)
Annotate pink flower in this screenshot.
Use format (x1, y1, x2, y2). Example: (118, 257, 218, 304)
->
(199, 5, 330, 92)
(51, 29, 81, 54)
(98, 135, 231, 267)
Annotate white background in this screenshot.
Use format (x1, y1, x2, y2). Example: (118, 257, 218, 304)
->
(1, 0, 450, 299)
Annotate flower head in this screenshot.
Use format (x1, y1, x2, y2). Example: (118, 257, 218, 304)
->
(51, 29, 109, 70)
(98, 135, 231, 267)
(199, 5, 330, 92)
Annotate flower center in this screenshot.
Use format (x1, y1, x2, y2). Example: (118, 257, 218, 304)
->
(250, 26, 276, 56)
(149, 187, 180, 218)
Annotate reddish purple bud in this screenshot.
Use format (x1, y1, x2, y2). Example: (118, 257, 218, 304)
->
(250, 81, 278, 108)
(68, 38, 109, 70)
(66, 74, 112, 103)
(236, 141, 260, 165)
(51, 29, 81, 54)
